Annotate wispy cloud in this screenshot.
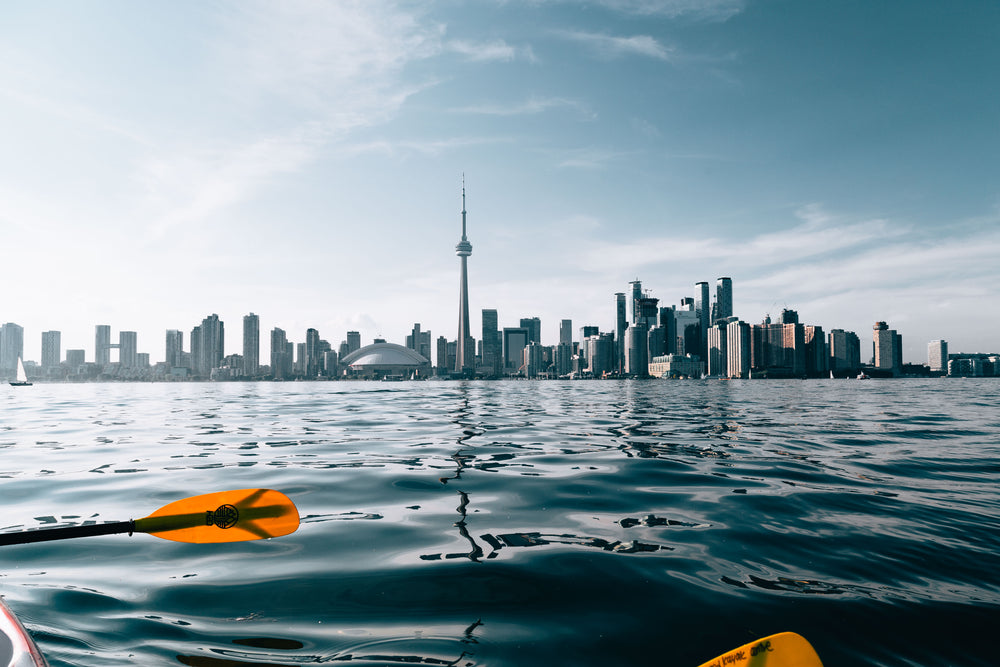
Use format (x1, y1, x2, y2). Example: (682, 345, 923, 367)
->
(556, 30, 676, 60)
(452, 96, 593, 118)
(590, 0, 745, 21)
(554, 146, 637, 168)
(447, 38, 535, 62)
(340, 136, 508, 159)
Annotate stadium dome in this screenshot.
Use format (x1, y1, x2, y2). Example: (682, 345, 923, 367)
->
(340, 342, 431, 378)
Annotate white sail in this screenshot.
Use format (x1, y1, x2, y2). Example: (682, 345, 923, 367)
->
(15, 357, 27, 383)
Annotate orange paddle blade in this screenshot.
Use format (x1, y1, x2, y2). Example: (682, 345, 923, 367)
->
(696, 632, 822, 667)
(134, 489, 299, 544)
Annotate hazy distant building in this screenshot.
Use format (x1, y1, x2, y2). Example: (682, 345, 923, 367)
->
(503, 327, 529, 373)
(454, 181, 475, 375)
(481, 309, 500, 376)
(406, 323, 432, 367)
(928, 340, 948, 373)
(41, 330, 61, 370)
(624, 322, 648, 377)
(520, 317, 541, 344)
(194, 314, 224, 377)
(95, 324, 111, 368)
(119, 331, 138, 368)
(559, 319, 572, 346)
(243, 313, 260, 377)
(707, 323, 727, 376)
(829, 329, 861, 374)
(615, 292, 627, 373)
(873, 321, 902, 375)
(347, 331, 361, 354)
(66, 349, 85, 370)
(726, 320, 751, 378)
(166, 330, 184, 369)
(694, 281, 710, 360)
(713, 277, 733, 324)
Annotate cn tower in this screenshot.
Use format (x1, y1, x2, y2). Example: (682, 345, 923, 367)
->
(455, 178, 473, 375)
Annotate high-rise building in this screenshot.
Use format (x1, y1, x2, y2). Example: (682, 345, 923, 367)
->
(707, 323, 727, 376)
(829, 329, 861, 374)
(873, 321, 901, 375)
(194, 314, 224, 377)
(559, 319, 572, 346)
(41, 331, 61, 370)
(647, 325, 667, 363)
(305, 328, 321, 377)
(95, 324, 111, 368)
(119, 331, 138, 368)
(628, 280, 643, 324)
(454, 180, 474, 375)
(502, 327, 529, 372)
(615, 292, 627, 373)
(66, 349, 85, 370)
(804, 325, 827, 377)
(523, 342, 545, 378)
(695, 281, 710, 359)
(726, 320, 751, 378)
(928, 340, 948, 373)
(586, 333, 616, 377)
(520, 317, 541, 344)
(243, 313, 260, 378)
(714, 277, 733, 324)
(406, 323, 432, 363)
(347, 331, 361, 353)
(624, 323, 648, 377)
(436, 336, 450, 374)
(166, 330, 184, 369)
(270, 328, 289, 379)
(481, 309, 500, 376)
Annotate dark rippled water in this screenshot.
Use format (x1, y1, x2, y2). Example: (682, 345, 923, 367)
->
(2, 379, 999, 666)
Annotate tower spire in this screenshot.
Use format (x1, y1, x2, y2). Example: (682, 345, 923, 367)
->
(455, 175, 473, 376)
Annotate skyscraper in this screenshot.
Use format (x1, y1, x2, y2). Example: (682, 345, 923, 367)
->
(305, 328, 321, 377)
(481, 309, 500, 376)
(41, 331, 61, 370)
(695, 281, 710, 359)
(520, 317, 541, 344)
(873, 321, 901, 375)
(119, 331, 138, 368)
(0, 323, 24, 373)
(928, 340, 948, 373)
(271, 328, 290, 379)
(195, 314, 224, 377)
(347, 331, 361, 353)
(559, 319, 573, 346)
(615, 292, 627, 373)
(714, 277, 733, 323)
(95, 324, 111, 368)
(243, 313, 260, 377)
(166, 330, 184, 369)
(455, 179, 474, 375)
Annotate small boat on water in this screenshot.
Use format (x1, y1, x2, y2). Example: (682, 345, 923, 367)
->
(0, 596, 49, 665)
(9, 357, 32, 386)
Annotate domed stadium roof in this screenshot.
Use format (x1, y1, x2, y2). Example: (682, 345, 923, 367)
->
(341, 342, 430, 368)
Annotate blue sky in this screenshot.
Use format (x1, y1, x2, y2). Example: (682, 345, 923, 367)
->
(2, 0, 998, 364)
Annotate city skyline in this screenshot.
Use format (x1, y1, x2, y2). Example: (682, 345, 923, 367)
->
(2, 2, 998, 363)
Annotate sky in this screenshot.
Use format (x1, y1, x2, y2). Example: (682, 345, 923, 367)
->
(1, 0, 998, 365)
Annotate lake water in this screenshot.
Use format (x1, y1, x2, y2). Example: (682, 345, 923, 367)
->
(1, 379, 999, 666)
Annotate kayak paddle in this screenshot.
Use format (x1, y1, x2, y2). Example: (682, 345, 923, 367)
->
(696, 632, 822, 667)
(0, 489, 299, 547)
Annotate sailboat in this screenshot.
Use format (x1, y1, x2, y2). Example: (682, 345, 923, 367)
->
(9, 357, 32, 386)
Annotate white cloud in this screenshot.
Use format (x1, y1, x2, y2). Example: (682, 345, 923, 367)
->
(555, 30, 676, 60)
(452, 96, 593, 118)
(447, 38, 535, 62)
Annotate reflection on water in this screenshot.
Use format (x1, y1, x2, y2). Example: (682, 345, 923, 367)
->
(1, 379, 999, 666)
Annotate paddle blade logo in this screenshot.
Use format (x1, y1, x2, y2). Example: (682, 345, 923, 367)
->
(206, 504, 239, 529)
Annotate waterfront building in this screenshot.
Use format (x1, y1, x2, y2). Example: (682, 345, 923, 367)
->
(707, 323, 727, 377)
(406, 323, 433, 367)
(694, 281, 710, 359)
(674, 303, 699, 356)
(647, 324, 667, 363)
(928, 340, 948, 373)
(481, 309, 501, 377)
(271, 328, 290, 379)
(628, 280, 643, 325)
(829, 329, 861, 374)
(726, 320, 751, 378)
(324, 350, 339, 377)
(137, 353, 150, 368)
(243, 313, 260, 377)
(559, 319, 572, 346)
(804, 325, 827, 377)
(95, 324, 111, 369)
(502, 327, 529, 373)
(295, 343, 307, 375)
(41, 331, 61, 370)
(454, 180, 475, 375)
(624, 323, 648, 377)
(346, 331, 361, 353)
(341, 342, 431, 379)
(66, 349, 85, 371)
(615, 292, 627, 373)
(305, 328, 321, 377)
(713, 277, 733, 324)
(555, 342, 574, 376)
(637, 296, 659, 331)
(194, 314, 224, 377)
(586, 333, 616, 377)
(520, 317, 541, 344)
(648, 353, 704, 379)
(523, 341, 545, 378)
(873, 321, 902, 375)
(119, 331, 138, 368)
(166, 330, 184, 369)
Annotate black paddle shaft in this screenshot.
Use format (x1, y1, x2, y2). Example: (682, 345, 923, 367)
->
(0, 520, 134, 546)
